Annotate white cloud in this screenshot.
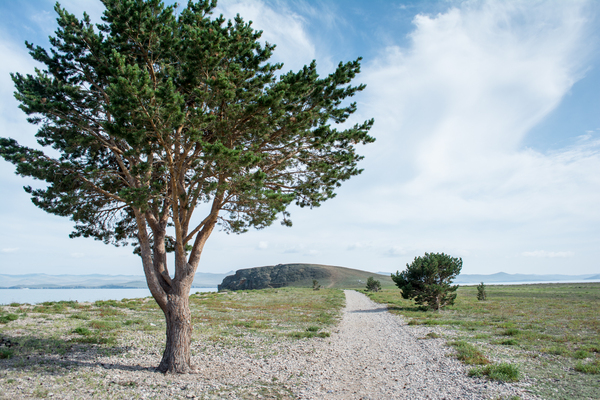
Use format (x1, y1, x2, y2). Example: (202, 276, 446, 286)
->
(70, 253, 85, 258)
(1, 248, 19, 253)
(257, 241, 269, 250)
(216, 0, 316, 73)
(352, 0, 596, 226)
(522, 251, 575, 258)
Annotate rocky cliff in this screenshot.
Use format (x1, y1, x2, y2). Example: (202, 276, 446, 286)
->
(218, 264, 332, 291)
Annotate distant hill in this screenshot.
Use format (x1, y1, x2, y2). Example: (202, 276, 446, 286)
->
(0, 271, 234, 289)
(218, 264, 394, 291)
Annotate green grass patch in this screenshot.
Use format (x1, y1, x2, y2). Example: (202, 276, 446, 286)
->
(0, 348, 14, 359)
(0, 313, 19, 324)
(288, 330, 331, 339)
(502, 328, 520, 336)
(448, 340, 490, 365)
(573, 349, 591, 359)
(575, 359, 600, 374)
(364, 283, 600, 399)
(469, 363, 520, 382)
(73, 326, 92, 336)
(68, 312, 91, 320)
(89, 320, 121, 331)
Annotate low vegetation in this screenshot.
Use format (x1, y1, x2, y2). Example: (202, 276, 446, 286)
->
(0, 287, 344, 398)
(477, 282, 487, 301)
(364, 282, 600, 400)
(365, 277, 382, 292)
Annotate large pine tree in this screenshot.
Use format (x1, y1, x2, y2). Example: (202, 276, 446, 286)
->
(0, 0, 374, 373)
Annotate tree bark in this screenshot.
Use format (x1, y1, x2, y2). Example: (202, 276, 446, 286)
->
(156, 289, 194, 373)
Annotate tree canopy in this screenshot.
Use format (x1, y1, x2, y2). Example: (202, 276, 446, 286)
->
(0, 0, 374, 373)
(391, 252, 462, 311)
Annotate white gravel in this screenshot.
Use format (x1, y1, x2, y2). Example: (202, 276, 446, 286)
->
(0, 290, 540, 399)
(280, 290, 538, 399)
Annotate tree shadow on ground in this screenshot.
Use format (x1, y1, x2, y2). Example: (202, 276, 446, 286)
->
(387, 305, 429, 313)
(347, 307, 389, 314)
(0, 334, 156, 374)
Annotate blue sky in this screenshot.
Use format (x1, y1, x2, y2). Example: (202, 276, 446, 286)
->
(1, 0, 600, 276)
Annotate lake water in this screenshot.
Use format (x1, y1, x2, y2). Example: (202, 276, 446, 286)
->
(0, 288, 217, 305)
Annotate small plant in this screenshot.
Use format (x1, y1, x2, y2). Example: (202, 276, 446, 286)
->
(0, 348, 14, 359)
(424, 332, 441, 339)
(312, 279, 321, 291)
(575, 359, 600, 374)
(573, 349, 591, 359)
(366, 277, 381, 292)
(502, 328, 520, 336)
(68, 313, 91, 320)
(449, 340, 490, 365)
(477, 282, 486, 301)
(0, 313, 19, 324)
(469, 363, 520, 382)
(73, 327, 92, 336)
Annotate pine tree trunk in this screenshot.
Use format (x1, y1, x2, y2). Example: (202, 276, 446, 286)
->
(156, 292, 194, 373)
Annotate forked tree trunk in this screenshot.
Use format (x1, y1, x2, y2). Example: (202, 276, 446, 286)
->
(156, 291, 194, 373)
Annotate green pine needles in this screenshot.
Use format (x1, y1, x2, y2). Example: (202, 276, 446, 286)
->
(0, 0, 374, 373)
(477, 282, 487, 301)
(391, 252, 462, 311)
(366, 276, 381, 292)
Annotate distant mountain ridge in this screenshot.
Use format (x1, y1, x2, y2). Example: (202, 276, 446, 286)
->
(0, 271, 234, 289)
(376, 271, 599, 284)
(453, 272, 599, 284)
(2, 269, 597, 290)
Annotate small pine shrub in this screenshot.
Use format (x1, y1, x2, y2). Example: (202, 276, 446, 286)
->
(392, 252, 462, 310)
(366, 277, 382, 292)
(477, 282, 487, 301)
(312, 280, 321, 291)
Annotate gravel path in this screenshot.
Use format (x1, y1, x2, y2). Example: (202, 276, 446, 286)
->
(285, 290, 537, 400)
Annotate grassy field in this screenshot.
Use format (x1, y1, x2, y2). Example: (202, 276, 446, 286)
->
(286, 265, 395, 289)
(0, 288, 344, 399)
(2, 283, 599, 399)
(363, 282, 600, 400)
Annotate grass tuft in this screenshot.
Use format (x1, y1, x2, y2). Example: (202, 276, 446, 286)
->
(574, 359, 600, 374)
(449, 340, 490, 365)
(0, 313, 19, 324)
(469, 363, 520, 382)
(0, 348, 14, 359)
(73, 326, 92, 336)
